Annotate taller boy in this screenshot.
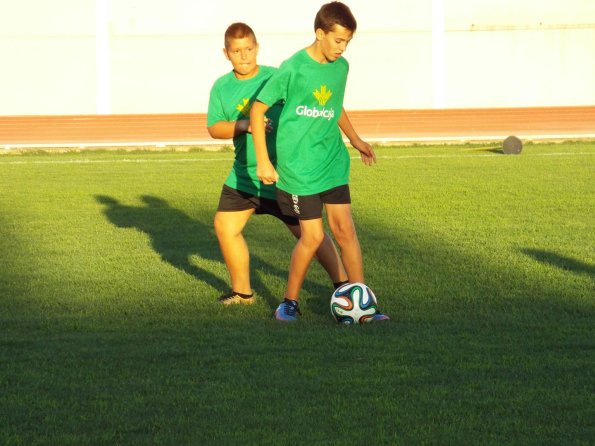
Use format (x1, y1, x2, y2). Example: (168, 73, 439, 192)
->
(251, 2, 389, 321)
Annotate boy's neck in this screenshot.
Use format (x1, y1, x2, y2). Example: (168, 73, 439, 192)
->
(305, 43, 329, 64)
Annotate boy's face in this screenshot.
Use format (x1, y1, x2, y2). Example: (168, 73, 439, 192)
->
(316, 24, 353, 63)
(224, 36, 259, 79)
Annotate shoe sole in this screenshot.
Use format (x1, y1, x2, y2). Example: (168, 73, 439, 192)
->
(219, 296, 256, 305)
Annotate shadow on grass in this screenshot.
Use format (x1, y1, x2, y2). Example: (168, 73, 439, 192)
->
(522, 248, 595, 278)
(338, 209, 595, 328)
(3, 194, 593, 446)
(94, 195, 331, 311)
(95, 194, 228, 292)
(0, 214, 33, 318)
(468, 146, 503, 154)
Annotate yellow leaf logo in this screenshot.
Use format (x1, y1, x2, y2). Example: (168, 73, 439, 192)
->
(313, 85, 332, 106)
(236, 98, 251, 117)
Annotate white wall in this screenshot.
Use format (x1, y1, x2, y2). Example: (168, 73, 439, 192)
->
(0, 0, 594, 115)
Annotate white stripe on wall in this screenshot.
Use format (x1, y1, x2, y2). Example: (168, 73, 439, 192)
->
(95, 0, 110, 114)
(432, 0, 445, 109)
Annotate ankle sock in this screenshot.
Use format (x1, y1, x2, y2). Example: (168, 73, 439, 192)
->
(333, 280, 349, 290)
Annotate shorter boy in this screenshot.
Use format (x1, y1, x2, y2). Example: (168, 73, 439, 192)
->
(208, 22, 349, 305)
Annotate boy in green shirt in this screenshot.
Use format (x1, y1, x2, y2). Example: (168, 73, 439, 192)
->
(251, 2, 389, 321)
(208, 22, 348, 305)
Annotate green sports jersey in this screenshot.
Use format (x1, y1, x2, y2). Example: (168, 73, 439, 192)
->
(207, 65, 282, 199)
(255, 49, 350, 195)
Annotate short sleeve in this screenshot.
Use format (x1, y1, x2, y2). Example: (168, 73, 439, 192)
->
(207, 82, 227, 127)
(256, 67, 290, 107)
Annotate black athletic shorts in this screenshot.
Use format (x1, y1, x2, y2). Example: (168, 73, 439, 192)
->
(276, 184, 351, 220)
(217, 184, 299, 225)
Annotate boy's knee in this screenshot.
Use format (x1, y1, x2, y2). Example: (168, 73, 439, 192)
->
(213, 218, 224, 238)
(301, 229, 325, 249)
(330, 221, 356, 243)
(214, 214, 234, 238)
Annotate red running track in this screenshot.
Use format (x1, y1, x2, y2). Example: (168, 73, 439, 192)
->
(1, 106, 594, 148)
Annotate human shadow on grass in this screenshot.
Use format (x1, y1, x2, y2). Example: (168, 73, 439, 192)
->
(521, 248, 595, 278)
(95, 194, 227, 294)
(343, 209, 595, 327)
(94, 195, 330, 310)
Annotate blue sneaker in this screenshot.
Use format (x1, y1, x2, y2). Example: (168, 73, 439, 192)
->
(372, 311, 390, 322)
(275, 299, 301, 321)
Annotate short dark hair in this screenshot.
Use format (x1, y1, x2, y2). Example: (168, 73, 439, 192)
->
(314, 2, 357, 33)
(224, 22, 257, 49)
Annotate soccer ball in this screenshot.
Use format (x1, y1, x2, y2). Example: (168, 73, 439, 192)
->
(330, 282, 378, 324)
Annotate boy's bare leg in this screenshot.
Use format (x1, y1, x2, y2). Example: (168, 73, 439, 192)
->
(285, 218, 325, 300)
(326, 204, 390, 321)
(285, 223, 348, 285)
(214, 209, 255, 295)
(325, 203, 365, 283)
(316, 233, 349, 283)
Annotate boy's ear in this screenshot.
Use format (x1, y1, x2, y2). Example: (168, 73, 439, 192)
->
(223, 47, 230, 61)
(315, 28, 325, 41)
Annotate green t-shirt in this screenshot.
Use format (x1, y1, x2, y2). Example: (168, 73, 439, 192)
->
(256, 49, 350, 196)
(207, 65, 282, 199)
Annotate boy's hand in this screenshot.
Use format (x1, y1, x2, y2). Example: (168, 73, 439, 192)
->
(352, 139, 376, 166)
(257, 160, 279, 185)
(247, 117, 273, 134)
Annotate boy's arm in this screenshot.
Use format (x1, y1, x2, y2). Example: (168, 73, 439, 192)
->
(250, 100, 279, 184)
(338, 108, 376, 166)
(207, 84, 252, 139)
(207, 120, 250, 139)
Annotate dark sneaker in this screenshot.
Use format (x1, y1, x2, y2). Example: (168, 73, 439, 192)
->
(372, 311, 390, 322)
(274, 299, 301, 321)
(218, 291, 255, 305)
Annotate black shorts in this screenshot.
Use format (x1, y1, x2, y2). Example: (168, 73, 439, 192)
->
(276, 184, 351, 220)
(217, 184, 299, 225)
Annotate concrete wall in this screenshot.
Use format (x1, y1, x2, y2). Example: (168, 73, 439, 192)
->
(1, 0, 594, 115)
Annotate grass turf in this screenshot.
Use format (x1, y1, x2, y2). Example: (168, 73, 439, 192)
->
(0, 142, 593, 445)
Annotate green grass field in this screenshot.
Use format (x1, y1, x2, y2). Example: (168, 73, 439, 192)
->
(1, 142, 593, 445)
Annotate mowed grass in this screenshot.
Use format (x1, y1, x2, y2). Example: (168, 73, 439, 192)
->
(0, 142, 593, 445)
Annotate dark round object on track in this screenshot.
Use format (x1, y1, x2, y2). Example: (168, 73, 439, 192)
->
(503, 136, 523, 154)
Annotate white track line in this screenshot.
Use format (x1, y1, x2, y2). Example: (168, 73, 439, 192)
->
(0, 157, 234, 165)
(374, 152, 595, 160)
(3, 133, 595, 151)
(1, 151, 593, 166)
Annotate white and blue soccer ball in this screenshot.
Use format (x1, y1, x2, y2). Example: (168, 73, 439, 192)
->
(330, 282, 378, 324)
